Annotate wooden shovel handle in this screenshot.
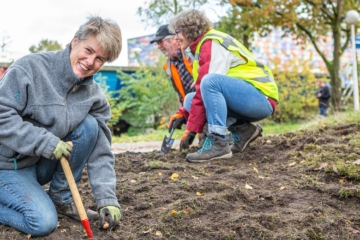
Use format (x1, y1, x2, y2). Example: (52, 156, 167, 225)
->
(60, 156, 87, 221)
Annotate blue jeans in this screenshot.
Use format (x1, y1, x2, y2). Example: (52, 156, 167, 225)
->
(319, 105, 328, 116)
(0, 114, 98, 236)
(186, 74, 273, 135)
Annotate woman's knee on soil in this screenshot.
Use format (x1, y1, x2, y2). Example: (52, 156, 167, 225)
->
(25, 208, 58, 237)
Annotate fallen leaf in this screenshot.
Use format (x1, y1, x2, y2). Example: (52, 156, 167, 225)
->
(158, 172, 163, 176)
(143, 228, 152, 234)
(352, 159, 360, 165)
(57, 221, 61, 227)
(339, 179, 346, 184)
(152, 177, 157, 181)
(300, 160, 306, 163)
(288, 162, 296, 166)
(258, 175, 265, 179)
(170, 173, 179, 180)
(266, 140, 272, 144)
(155, 231, 163, 237)
(61, 229, 67, 233)
(192, 175, 199, 180)
(245, 184, 253, 190)
(171, 210, 177, 214)
(280, 186, 285, 190)
(332, 164, 339, 174)
(27, 234, 31, 239)
(346, 226, 360, 234)
(314, 162, 328, 170)
(253, 167, 259, 174)
(196, 191, 203, 196)
(130, 179, 137, 183)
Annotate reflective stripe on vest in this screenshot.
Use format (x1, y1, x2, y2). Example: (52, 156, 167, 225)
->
(193, 29, 279, 102)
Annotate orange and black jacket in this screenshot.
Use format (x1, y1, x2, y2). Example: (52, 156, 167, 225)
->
(163, 51, 194, 104)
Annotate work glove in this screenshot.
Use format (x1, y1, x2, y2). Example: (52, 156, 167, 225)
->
(180, 129, 196, 150)
(168, 113, 185, 133)
(99, 206, 121, 229)
(50, 141, 72, 160)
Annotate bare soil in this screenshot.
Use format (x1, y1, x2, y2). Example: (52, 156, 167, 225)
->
(2, 122, 360, 239)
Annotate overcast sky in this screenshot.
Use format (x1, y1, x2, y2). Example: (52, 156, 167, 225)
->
(0, 0, 159, 66)
(0, 0, 224, 67)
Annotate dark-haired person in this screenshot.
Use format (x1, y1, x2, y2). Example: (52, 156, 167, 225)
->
(316, 79, 331, 117)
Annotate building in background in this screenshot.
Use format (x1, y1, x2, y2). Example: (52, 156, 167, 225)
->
(127, 34, 160, 67)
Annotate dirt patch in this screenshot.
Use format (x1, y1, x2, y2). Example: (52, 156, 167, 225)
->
(2, 123, 360, 239)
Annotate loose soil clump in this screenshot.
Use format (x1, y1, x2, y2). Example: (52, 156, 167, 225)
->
(1, 123, 360, 239)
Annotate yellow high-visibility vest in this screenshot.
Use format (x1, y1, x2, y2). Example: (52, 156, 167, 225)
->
(193, 29, 279, 102)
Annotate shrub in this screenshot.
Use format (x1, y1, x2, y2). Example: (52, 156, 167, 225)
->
(116, 56, 180, 132)
(269, 54, 319, 123)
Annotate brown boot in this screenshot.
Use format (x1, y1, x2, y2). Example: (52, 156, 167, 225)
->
(55, 202, 99, 221)
(228, 122, 262, 153)
(186, 133, 232, 163)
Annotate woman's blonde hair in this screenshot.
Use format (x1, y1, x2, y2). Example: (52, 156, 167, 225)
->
(74, 16, 122, 62)
(169, 9, 213, 43)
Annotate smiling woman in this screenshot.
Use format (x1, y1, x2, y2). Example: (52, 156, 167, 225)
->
(0, 16, 122, 237)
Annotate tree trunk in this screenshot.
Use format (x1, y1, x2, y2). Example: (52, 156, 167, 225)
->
(330, 0, 344, 112)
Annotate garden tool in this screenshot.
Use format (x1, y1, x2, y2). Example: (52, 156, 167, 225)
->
(161, 126, 175, 154)
(60, 156, 93, 239)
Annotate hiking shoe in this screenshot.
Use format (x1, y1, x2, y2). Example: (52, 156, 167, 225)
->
(186, 133, 232, 163)
(55, 202, 99, 221)
(228, 122, 262, 153)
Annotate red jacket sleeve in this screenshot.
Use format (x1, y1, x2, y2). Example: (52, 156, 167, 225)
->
(186, 40, 213, 133)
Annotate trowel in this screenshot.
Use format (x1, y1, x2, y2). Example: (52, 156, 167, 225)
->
(161, 127, 175, 154)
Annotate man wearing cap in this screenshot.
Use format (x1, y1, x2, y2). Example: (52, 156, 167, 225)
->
(150, 24, 196, 136)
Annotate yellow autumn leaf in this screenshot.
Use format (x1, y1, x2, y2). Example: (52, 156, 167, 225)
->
(196, 191, 203, 196)
(158, 172, 163, 176)
(155, 231, 163, 237)
(27, 234, 31, 239)
(253, 167, 259, 174)
(245, 184, 253, 190)
(171, 210, 177, 214)
(170, 173, 179, 180)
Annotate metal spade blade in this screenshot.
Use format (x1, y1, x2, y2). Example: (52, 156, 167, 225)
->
(161, 127, 175, 154)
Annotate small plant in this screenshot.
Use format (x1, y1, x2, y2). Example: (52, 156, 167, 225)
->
(149, 160, 163, 169)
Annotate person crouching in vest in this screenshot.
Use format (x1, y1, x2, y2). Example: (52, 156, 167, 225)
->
(150, 25, 203, 141)
(168, 9, 279, 163)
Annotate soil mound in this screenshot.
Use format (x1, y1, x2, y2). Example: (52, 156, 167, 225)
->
(2, 123, 360, 239)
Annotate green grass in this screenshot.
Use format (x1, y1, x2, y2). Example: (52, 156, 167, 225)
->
(112, 110, 360, 143)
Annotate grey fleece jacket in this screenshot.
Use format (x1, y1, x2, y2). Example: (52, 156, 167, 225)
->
(0, 46, 120, 209)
